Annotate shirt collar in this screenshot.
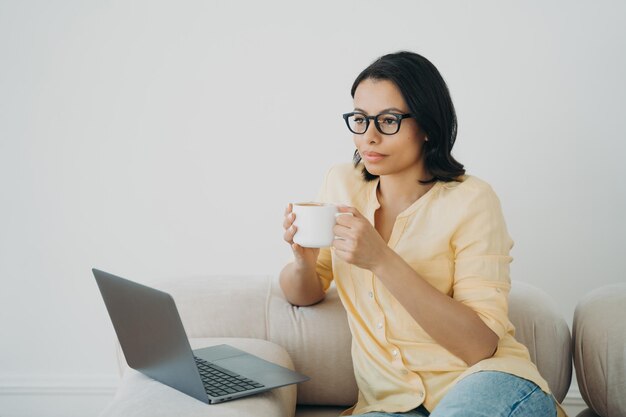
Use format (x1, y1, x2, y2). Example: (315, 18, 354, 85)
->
(367, 177, 443, 219)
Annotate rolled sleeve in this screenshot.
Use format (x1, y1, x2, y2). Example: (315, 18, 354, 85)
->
(451, 184, 514, 339)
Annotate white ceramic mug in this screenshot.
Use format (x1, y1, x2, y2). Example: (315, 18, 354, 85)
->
(292, 202, 351, 248)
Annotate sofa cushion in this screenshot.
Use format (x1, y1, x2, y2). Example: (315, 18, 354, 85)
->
(574, 283, 626, 417)
(103, 338, 297, 417)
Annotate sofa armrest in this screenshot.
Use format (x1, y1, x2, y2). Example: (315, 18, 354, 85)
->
(509, 280, 573, 402)
(105, 338, 298, 417)
(573, 283, 626, 417)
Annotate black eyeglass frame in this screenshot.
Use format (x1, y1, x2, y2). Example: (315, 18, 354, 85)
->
(342, 112, 414, 135)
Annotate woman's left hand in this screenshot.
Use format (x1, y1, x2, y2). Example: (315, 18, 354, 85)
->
(332, 206, 391, 271)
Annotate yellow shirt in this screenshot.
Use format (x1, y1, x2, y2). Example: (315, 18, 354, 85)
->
(314, 163, 566, 417)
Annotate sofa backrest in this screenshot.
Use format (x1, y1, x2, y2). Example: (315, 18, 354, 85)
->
(161, 275, 572, 406)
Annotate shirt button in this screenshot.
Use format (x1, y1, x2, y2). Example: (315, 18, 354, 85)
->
(377, 322, 383, 329)
(392, 349, 398, 357)
(368, 291, 374, 298)
(417, 390, 424, 398)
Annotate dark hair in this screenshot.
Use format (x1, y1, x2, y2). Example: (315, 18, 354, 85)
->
(351, 51, 465, 183)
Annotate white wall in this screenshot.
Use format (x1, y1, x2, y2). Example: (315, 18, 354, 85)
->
(1, 1, 624, 416)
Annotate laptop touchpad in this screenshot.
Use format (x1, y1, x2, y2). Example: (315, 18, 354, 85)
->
(213, 355, 293, 384)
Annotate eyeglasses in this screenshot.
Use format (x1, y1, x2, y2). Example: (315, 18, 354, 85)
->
(342, 112, 414, 135)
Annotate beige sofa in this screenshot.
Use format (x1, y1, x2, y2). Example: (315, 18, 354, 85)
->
(100, 275, 617, 417)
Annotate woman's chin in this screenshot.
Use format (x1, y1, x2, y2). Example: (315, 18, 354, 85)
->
(363, 163, 386, 176)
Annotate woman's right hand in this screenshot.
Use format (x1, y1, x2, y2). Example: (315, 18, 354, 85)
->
(283, 203, 320, 270)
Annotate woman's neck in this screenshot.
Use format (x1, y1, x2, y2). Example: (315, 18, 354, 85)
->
(377, 167, 434, 211)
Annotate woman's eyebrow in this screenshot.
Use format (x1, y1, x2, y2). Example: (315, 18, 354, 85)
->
(353, 107, 404, 114)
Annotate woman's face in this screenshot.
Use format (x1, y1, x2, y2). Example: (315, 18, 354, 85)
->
(352, 78, 427, 178)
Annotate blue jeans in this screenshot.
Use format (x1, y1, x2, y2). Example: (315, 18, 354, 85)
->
(354, 371, 557, 417)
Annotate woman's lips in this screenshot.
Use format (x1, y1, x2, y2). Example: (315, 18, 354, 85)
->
(362, 152, 387, 162)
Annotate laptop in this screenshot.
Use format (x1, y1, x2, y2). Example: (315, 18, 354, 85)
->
(92, 268, 309, 404)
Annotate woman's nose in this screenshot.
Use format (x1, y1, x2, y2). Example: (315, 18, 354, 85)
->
(363, 123, 381, 143)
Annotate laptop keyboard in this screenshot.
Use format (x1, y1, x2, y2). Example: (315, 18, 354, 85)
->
(194, 356, 265, 397)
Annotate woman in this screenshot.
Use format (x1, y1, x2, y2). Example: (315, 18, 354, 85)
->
(279, 51, 564, 417)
